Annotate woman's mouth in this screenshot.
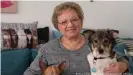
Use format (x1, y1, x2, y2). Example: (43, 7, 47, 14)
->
(67, 29, 76, 31)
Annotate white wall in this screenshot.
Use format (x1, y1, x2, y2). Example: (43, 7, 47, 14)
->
(1, 1, 133, 38)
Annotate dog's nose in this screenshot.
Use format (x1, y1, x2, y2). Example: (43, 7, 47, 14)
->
(98, 49, 104, 54)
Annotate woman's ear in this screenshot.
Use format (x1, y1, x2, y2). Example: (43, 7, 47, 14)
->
(83, 29, 95, 40)
(39, 60, 47, 73)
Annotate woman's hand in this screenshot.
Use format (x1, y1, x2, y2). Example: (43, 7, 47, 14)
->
(104, 62, 128, 75)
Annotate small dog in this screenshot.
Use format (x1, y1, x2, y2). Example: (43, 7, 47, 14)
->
(39, 60, 66, 75)
(31, 28, 37, 48)
(83, 29, 119, 75)
(2, 29, 11, 49)
(17, 29, 27, 49)
(24, 29, 33, 48)
(9, 29, 18, 48)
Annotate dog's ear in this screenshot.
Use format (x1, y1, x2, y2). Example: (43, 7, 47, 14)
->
(58, 61, 66, 72)
(39, 60, 47, 73)
(108, 29, 119, 39)
(83, 29, 95, 40)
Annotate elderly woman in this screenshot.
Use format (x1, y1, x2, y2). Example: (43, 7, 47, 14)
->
(24, 2, 128, 75)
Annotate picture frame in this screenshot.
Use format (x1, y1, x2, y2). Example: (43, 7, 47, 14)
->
(1, 1, 17, 13)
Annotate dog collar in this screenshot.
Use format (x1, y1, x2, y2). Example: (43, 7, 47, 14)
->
(93, 57, 105, 60)
(93, 54, 115, 60)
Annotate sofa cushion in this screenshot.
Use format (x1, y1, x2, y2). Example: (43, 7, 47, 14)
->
(1, 49, 31, 75)
(37, 27, 49, 44)
(30, 49, 38, 62)
(52, 30, 62, 39)
(113, 43, 133, 73)
(113, 43, 127, 56)
(1, 21, 38, 49)
(115, 38, 133, 56)
(128, 56, 133, 73)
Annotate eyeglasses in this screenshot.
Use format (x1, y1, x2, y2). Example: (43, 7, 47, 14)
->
(58, 18, 80, 26)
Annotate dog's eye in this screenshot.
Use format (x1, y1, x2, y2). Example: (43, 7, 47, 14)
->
(94, 40, 98, 43)
(104, 40, 108, 43)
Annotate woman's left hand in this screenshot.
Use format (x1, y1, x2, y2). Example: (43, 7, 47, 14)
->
(104, 62, 128, 74)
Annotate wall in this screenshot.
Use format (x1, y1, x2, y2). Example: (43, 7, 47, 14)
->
(1, 1, 133, 38)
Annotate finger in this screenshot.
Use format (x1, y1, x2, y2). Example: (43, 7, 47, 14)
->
(109, 63, 115, 66)
(104, 70, 112, 73)
(104, 71, 113, 75)
(104, 67, 112, 71)
(105, 72, 114, 75)
(105, 73, 116, 75)
(104, 72, 109, 75)
(104, 68, 111, 73)
(106, 69, 117, 73)
(109, 63, 116, 67)
(104, 67, 116, 73)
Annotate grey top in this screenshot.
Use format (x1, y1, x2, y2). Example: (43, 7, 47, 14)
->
(24, 38, 128, 75)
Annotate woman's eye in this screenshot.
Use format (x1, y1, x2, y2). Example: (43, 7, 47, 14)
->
(62, 21, 66, 24)
(72, 19, 77, 22)
(60, 21, 67, 25)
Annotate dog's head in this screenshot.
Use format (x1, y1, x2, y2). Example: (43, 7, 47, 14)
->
(83, 29, 119, 58)
(39, 60, 66, 75)
(9, 29, 18, 39)
(9, 29, 18, 48)
(2, 29, 11, 39)
(17, 29, 26, 36)
(24, 29, 32, 35)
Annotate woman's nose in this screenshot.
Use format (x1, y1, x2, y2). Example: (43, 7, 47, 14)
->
(67, 21, 74, 27)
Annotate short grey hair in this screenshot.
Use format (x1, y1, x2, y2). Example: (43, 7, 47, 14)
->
(52, 2, 84, 30)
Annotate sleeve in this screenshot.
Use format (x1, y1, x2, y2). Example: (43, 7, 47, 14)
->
(116, 53, 128, 65)
(116, 53, 129, 72)
(23, 45, 48, 75)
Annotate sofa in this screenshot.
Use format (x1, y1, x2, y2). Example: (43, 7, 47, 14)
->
(1, 48, 37, 75)
(1, 29, 61, 75)
(1, 28, 133, 75)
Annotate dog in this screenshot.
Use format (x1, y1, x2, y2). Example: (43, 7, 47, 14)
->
(2, 29, 12, 49)
(9, 29, 18, 48)
(83, 29, 120, 75)
(31, 28, 38, 48)
(24, 29, 33, 48)
(17, 29, 27, 49)
(39, 60, 66, 75)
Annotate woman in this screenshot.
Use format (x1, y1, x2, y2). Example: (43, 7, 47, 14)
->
(24, 2, 128, 75)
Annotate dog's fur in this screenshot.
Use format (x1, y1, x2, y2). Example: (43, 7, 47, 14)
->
(31, 28, 37, 48)
(32, 36, 37, 48)
(24, 29, 33, 48)
(17, 29, 27, 48)
(9, 29, 18, 48)
(39, 60, 66, 75)
(83, 29, 119, 75)
(2, 29, 11, 48)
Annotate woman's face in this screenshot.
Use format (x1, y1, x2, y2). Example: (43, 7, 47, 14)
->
(57, 9, 82, 38)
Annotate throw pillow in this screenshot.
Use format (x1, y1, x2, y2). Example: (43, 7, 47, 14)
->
(37, 27, 49, 45)
(115, 38, 133, 56)
(1, 21, 38, 49)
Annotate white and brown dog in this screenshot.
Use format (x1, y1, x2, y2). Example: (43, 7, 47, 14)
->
(83, 29, 120, 75)
(10, 29, 18, 48)
(17, 29, 27, 49)
(2, 29, 12, 49)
